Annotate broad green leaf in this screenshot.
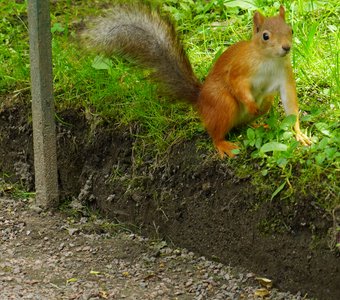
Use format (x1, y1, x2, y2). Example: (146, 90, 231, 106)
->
(315, 122, 331, 137)
(325, 147, 337, 159)
(51, 23, 64, 33)
(180, 2, 191, 12)
(318, 137, 330, 149)
(283, 131, 294, 140)
(276, 157, 288, 168)
(261, 169, 268, 176)
(255, 137, 263, 149)
(223, 0, 257, 10)
(261, 142, 288, 153)
(92, 56, 112, 70)
(280, 115, 297, 130)
(247, 128, 255, 141)
(231, 148, 240, 155)
(315, 153, 326, 165)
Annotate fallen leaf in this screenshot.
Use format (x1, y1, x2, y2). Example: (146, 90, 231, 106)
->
(254, 288, 270, 298)
(67, 228, 79, 236)
(66, 277, 78, 283)
(256, 277, 273, 289)
(99, 290, 108, 299)
(144, 272, 156, 280)
(122, 271, 130, 277)
(24, 280, 39, 285)
(90, 270, 101, 275)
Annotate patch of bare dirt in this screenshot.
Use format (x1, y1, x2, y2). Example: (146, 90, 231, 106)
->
(0, 97, 339, 300)
(0, 196, 309, 299)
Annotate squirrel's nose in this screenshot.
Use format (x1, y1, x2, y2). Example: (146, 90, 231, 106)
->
(282, 45, 291, 53)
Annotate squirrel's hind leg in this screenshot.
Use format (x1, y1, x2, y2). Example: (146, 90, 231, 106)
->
(214, 140, 239, 158)
(198, 90, 239, 158)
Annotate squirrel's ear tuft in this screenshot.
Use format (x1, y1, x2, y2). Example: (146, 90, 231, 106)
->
(279, 5, 285, 20)
(253, 11, 265, 34)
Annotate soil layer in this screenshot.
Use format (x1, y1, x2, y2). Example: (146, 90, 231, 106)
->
(0, 98, 339, 300)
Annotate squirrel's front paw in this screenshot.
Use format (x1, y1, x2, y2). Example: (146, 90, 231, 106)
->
(295, 130, 312, 146)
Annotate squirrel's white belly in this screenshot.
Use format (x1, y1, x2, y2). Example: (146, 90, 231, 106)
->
(251, 59, 286, 105)
(236, 60, 286, 126)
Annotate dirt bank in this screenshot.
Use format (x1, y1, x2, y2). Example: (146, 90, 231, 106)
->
(0, 98, 339, 299)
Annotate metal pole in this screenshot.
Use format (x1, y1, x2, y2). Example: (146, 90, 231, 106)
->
(28, 0, 59, 208)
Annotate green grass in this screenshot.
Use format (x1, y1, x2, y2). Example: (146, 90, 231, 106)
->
(0, 0, 339, 210)
(0, 174, 35, 200)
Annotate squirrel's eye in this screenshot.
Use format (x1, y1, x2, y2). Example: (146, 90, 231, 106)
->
(262, 32, 270, 41)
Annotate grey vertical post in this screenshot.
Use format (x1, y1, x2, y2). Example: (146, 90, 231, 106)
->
(28, 0, 59, 208)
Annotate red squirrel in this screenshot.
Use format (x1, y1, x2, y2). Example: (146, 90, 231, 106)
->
(83, 3, 311, 157)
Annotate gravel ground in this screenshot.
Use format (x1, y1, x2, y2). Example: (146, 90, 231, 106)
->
(0, 196, 310, 300)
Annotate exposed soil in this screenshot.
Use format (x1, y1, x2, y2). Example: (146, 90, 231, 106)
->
(1, 196, 311, 300)
(0, 96, 339, 300)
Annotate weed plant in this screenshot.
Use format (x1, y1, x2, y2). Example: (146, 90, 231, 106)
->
(0, 0, 339, 209)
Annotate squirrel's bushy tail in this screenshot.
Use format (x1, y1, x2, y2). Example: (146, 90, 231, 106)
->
(82, 3, 201, 103)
